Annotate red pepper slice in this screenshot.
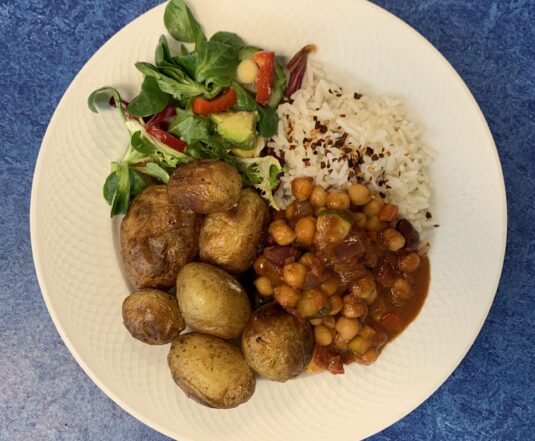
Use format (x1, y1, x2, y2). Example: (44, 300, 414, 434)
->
(145, 124, 187, 152)
(192, 88, 237, 114)
(252, 51, 275, 106)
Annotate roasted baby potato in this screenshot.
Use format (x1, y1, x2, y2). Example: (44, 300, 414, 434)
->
(176, 263, 251, 339)
(242, 303, 314, 382)
(122, 289, 185, 345)
(199, 189, 269, 273)
(167, 160, 242, 214)
(120, 185, 200, 289)
(168, 332, 256, 409)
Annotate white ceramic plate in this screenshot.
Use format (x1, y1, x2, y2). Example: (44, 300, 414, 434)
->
(30, 1, 506, 440)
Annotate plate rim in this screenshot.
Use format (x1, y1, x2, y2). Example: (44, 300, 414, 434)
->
(30, 1, 508, 439)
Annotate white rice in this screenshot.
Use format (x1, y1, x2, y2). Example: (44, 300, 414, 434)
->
(269, 60, 436, 238)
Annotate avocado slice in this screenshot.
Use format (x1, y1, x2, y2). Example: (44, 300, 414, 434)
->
(210, 111, 258, 149)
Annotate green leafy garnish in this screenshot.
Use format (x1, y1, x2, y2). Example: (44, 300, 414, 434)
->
(195, 41, 239, 89)
(175, 51, 198, 78)
(256, 105, 279, 138)
(233, 82, 257, 111)
(164, 0, 206, 47)
(267, 61, 288, 108)
(238, 46, 262, 61)
(110, 161, 131, 216)
(155, 35, 173, 67)
(103, 171, 119, 205)
(136, 62, 207, 100)
(132, 162, 170, 183)
(127, 76, 169, 117)
(130, 131, 156, 155)
(236, 156, 283, 209)
(88, 86, 127, 122)
(233, 82, 279, 138)
(168, 109, 211, 144)
(129, 169, 152, 195)
(210, 31, 245, 49)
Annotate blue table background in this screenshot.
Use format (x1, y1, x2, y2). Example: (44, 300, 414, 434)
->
(1, 1, 534, 440)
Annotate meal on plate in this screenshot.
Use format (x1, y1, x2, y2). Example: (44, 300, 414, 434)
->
(88, 0, 434, 409)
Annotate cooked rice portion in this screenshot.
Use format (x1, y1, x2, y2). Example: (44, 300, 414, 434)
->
(269, 61, 435, 234)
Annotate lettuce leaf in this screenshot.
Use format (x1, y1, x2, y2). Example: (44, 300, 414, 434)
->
(236, 156, 283, 209)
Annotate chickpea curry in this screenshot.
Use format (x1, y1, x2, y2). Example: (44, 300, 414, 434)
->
(253, 177, 430, 374)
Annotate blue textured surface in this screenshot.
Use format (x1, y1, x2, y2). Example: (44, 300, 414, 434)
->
(1, 0, 534, 440)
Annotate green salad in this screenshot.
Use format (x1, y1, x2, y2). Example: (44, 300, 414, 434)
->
(89, 0, 313, 216)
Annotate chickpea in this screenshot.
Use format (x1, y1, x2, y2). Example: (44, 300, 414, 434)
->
(366, 215, 387, 232)
(335, 316, 360, 341)
(360, 347, 379, 365)
(370, 298, 388, 322)
(391, 278, 412, 299)
(295, 216, 316, 246)
(269, 219, 285, 231)
(254, 276, 273, 296)
(328, 295, 343, 315)
(347, 183, 371, 205)
(297, 288, 326, 318)
(253, 255, 269, 276)
(320, 278, 338, 296)
(291, 177, 314, 201)
(310, 318, 323, 326)
(274, 283, 301, 309)
(283, 262, 307, 288)
(365, 289, 378, 305)
(363, 195, 384, 217)
(382, 228, 406, 252)
(348, 335, 372, 355)
(314, 206, 327, 217)
(299, 252, 324, 277)
(334, 333, 349, 351)
(398, 253, 421, 273)
(314, 325, 333, 346)
(351, 277, 377, 300)
(359, 325, 377, 339)
(343, 294, 356, 304)
(310, 185, 327, 208)
(343, 301, 366, 319)
(285, 202, 297, 220)
(326, 191, 351, 210)
(373, 330, 388, 347)
(353, 212, 367, 229)
(269, 220, 296, 246)
(322, 316, 336, 329)
(236, 59, 259, 84)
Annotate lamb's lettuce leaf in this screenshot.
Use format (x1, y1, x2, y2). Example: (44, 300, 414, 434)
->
(164, 0, 205, 47)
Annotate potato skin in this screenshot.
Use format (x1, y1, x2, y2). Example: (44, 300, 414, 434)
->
(122, 289, 185, 345)
(199, 189, 268, 273)
(242, 303, 314, 382)
(120, 185, 200, 290)
(168, 333, 256, 409)
(167, 160, 242, 214)
(176, 263, 251, 339)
